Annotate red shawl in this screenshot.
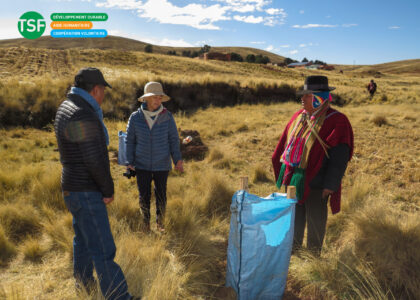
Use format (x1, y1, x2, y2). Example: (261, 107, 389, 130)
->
(272, 108, 354, 214)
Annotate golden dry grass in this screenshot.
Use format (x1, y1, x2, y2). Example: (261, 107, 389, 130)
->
(0, 100, 418, 299)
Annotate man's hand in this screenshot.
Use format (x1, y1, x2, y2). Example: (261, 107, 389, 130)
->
(322, 189, 334, 200)
(103, 195, 114, 205)
(175, 160, 184, 172)
(127, 165, 135, 171)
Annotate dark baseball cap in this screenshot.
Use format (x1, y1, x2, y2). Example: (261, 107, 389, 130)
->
(75, 67, 112, 88)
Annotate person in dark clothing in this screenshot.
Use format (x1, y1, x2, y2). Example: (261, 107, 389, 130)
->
(126, 82, 183, 232)
(55, 68, 137, 300)
(367, 79, 377, 97)
(272, 76, 354, 255)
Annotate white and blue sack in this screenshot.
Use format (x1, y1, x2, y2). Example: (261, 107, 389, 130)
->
(226, 191, 297, 300)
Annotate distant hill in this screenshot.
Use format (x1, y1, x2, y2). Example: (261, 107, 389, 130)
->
(0, 35, 286, 64)
(335, 59, 420, 75)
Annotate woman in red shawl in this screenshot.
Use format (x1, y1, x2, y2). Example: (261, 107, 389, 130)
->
(272, 75, 354, 255)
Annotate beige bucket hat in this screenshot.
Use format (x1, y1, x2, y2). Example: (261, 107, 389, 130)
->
(138, 82, 170, 102)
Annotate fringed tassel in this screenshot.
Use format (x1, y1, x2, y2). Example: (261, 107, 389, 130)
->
(276, 164, 286, 189)
(290, 168, 305, 201)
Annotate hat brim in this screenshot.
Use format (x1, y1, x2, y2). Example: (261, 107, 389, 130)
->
(138, 93, 170, 102)
(104, 81, 112, 89)
(297, 86, 335, 96)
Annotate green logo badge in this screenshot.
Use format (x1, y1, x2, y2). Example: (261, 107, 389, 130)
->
(18, 11, 46, 39)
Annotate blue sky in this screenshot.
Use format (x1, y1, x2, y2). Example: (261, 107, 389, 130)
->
(2, 0, 419, 64)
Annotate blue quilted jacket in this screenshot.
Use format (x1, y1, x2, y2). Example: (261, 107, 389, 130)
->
(125, 108, 182, 171)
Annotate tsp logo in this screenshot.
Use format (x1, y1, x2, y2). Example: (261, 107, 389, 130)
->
(18, 11, 46, 39)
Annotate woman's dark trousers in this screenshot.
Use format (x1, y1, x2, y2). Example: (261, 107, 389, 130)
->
(135, 169, 169, 227)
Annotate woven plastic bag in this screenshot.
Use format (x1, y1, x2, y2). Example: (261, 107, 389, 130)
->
(226, 190, 297, 300)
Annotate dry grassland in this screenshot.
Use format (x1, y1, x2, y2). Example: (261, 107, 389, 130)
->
(0, 100, 419, 299)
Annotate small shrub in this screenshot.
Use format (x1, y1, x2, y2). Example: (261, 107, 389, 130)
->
(203, 176, 234, 217)
(372, 115, 388, 127)
(22, 237, 45, 263)
(208, 148, 224, 162)
(31, 166, 65, 210)
(145, 44, 153, 53)
(0, 203, 41, 241)
(0, 226, 17, 266)
(43, 213, 73, 254)
(213, 158, 231, 169)
(236, 124, 249, 132)
(109, 197, 141, 231)
(252, 164, 271, 183)
(217, 129, 232, 136)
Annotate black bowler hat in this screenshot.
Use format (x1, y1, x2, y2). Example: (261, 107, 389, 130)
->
(75, 67, 112, 88)
(297, 75, 335, 95)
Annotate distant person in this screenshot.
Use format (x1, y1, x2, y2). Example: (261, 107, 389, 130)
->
(54, 68, 137, 300)
(272, 75, 354, 255)
(125, 82, 183, 232)
(367, 79, 377, 97)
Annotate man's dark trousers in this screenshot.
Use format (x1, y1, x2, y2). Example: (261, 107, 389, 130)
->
(293, 189, 328, 255)
(64, 191, 130, 300)
(135, 169, 169, 226)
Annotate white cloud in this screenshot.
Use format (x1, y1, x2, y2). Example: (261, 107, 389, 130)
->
(250, 41, 266, 44)
(299, 10, 304, 14)
(97, 0, 287, 29)
(231, 4, 255, 13)
(98, 0, 230, 30)
(265, 8, 280, 15)
(279, 44, 290, 48)
(289, 50, 298, 55)
(234, 15, 264, 24)
(194, 40, 213, 46)
(0, 18, 51, 40)
(265, 45, 274, 51)
(108, 29, 193, 46)
(160, 38, 194, 47)
(218, 0, 271, 12)
(292, 24, 337, 29)
(0, 18, 21, 40)
(299, 43, 306, 47)
(97, 0, 143, 10)
(389, 26, 400, 29)
(342, 23, 358, 27)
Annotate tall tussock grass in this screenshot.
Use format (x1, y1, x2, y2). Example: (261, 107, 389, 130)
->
(21, 237, 45, 263)
(0, 203, 41, 241)
(0, 225, 17, 266)
(42, 212, 73, 254)
(290, 251, 395, 300)
(31, 166, 65, 210)
(352, 207, 420, 299)
(202, 174, 234, 218)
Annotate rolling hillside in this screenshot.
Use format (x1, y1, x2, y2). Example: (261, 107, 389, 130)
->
(0, 35, 286, 64)
(335, 59, 420, 75)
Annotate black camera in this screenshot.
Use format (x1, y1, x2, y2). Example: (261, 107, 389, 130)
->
(123, 168, 136, 179)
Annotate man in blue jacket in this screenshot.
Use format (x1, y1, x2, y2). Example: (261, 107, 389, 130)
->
(55, 68, 136, 299)
(126, 81, 183, 232)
